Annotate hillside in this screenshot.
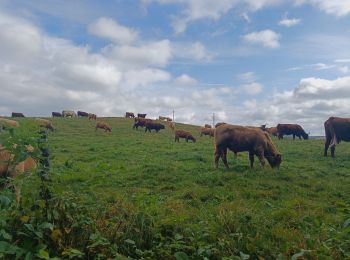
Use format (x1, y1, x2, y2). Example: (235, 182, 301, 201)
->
(1, 117, 350, 259)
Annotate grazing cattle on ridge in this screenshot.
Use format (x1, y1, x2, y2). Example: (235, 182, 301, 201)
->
(175, 130, 196, 143)
(133, 118, 152, 130)
(204, 124, 212, 128)
(277, 124, 308, 140)
(52, 112, 62, 117)
(95, 122, 111, 132)
(125, 112, 135, 118)
(215, 122, 226, 128)
(159, 116, 172, 121)
(35, 118, 54, 131)
(137, 113, 147, 118)
(62, 110, 77, 118)
(88, 113, 97, 120)
(0, 118, 20, 130)
(324, 117, 350, 157)
(145, 121, 165, 133)
(78, 111, 89, 117)
(200, 127, 215, 137)
(214, 124, 282, 169)
(0, 145, 37, 204)
(265, 127, 278, 137)
(11, 112, 25, 118)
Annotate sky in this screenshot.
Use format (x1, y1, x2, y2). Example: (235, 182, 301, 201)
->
(0, 0, 350, 135)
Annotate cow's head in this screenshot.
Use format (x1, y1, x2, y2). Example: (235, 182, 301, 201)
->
(303, 132, 309, 140)
(266, 154, 282, 169)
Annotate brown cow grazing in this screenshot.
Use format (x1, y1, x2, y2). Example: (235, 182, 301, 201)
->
(133, 118, 152, 130)
(0, 145, 37, 205)
(324, 117, 350, 157)
(277, 124, 308, 140)
(95, 122, 111, 132)
(265, 127, 278, 137)
(35, 118, 54, 131)
(12, 112, 25, 118)
(204, 124, 212, 128)
(137, 113, 147, 118)
(78, 111, 89, 117)
(215, 122, 226, 128)
(145, 121, 165, 133)
(175, 130, 196, 143)
(200, 127, 215, 137)
(52, 112, 62, 117)
(125, 112, 135, 118)
(88, 113, 97, 120)
(0, 118, 20, 130)
(214, 124, 282, 169)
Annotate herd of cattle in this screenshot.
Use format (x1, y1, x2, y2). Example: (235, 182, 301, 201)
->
(1, 112, 350, 173)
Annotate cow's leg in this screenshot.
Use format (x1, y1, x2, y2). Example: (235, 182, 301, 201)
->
(293, 134, 295, 140)
(249, 151, 254, 168)
(256, 149, 265, 167)
(278, 133, 283, 140)
(298, 135, 301, 140)
(331, 145, 335, 158)
(324, 137, 331, 156)
(186, 137, 188, 142)
(222, 149, 229, 169)
(214, 147, 221, 169)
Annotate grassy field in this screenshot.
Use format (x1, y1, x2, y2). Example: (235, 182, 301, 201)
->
(1, 117, 350, 259)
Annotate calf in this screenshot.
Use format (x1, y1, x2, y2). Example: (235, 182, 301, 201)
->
(35, 118, 54, 131)
(125, 112, 135, 118)
(277, 124, 308, 140)
(175, 130, 196, 143)
(137, 113, 147, 118)
(133, 118, 152, 130)
(145, 121, 165, 133)
(200, 127, 215, 137)
(78, 111, 89, 117)
(88, 113, 97, 120)
(52, 112, 62, 117)
(11, 112, 25, 118)
(95, 122, 112, 132)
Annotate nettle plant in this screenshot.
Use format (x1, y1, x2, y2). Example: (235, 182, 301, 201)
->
(0, 121, 56, 259)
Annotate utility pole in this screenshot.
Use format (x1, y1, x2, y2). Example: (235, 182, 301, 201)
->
(212, 113, 215, 128)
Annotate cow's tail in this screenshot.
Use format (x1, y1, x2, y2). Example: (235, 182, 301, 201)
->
(328, 121, 338, 148)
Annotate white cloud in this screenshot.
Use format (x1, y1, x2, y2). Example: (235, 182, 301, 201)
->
(240, 82, 263, 95)
(278, 17, 301, 27)
(144, 0, 283, 33)
(174, 74, 198, 86)
(242, 29, 281, 48)
(335, 59, 350, 63)
(297, 0, 350, 17)
(173, 41, 212, 61)
(238, 72, 257, 83)
(339, 66, 349, 74)
(88, 17, 138, 44)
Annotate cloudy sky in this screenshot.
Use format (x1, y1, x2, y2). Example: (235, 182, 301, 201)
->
(1, 0, 350, 134)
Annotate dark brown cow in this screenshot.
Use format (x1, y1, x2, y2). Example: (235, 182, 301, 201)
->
(88, 113, 97, 120)
(175, 130, 196, 143)
(200, 127, 215, 137)
(265, 127, 278, 137)
(52, 112, 62, 117)
(95, 122, 111, 132)
(125, 112, 135, 118)
(11, 112, 25, 118)
(133, 118, 152, 130)
(324, 117, 350, 157)
(214, 124, 282, 169)
(78, 111, 89, 117)
(204, 124, 212, 128)
(277, 124, 308, 140)
(145, 121, 165, 133)
(137, 113, 147, 118)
